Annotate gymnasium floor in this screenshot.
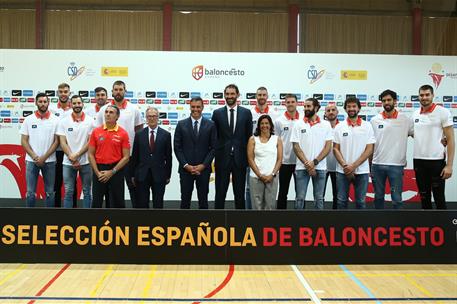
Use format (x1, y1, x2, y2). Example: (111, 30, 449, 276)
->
(0, 263, 455, 303)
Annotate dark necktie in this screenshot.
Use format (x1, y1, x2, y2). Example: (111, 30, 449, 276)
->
(150, 130, 155, 152)
(229, 108, 234, 134)
(193, 120, 199, 137)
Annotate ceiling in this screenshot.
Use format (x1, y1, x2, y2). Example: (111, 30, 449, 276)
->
(0, 0, 456, 15)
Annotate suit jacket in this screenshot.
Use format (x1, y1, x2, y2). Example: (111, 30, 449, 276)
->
(174, 117, 217, 174)
(211, 105, 253, 169)
(130, 126, 172, 183)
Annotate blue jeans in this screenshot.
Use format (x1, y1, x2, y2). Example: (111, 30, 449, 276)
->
(295, 169, 326, 209)
(245, 168, 252, 209)
(371, 164, 404, 209)
(63, 164, 92, 208)
(336, 172, 368, 209)
(26, 161, 56, 207)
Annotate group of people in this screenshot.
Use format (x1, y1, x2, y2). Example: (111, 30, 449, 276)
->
(20, 81, 455, 210)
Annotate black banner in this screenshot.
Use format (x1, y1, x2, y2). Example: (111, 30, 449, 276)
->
(0, 208, 455, 264)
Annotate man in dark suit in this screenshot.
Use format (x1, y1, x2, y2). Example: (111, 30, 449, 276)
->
(211, 84, 253, 209)
(131, 107, 172, 208)
(174, 97, 217, 209)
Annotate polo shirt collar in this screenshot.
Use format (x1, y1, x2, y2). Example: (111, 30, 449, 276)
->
(346, 116, 362, 127)
(420, 103, 436, 114)
(35, 110, 51, 120)
(255, 105, 269, 114)
(57, 101, 71, 110)
(111, 99, 127, 109)
(382, 109, 398, 119)
(331, 119, 339, 128)
(103, 123, 119, 132)
(304, 115, 321, 126)
(284, 111, 299, 120)
(72, 112, 86, 122)
(95, 104, 102, 113)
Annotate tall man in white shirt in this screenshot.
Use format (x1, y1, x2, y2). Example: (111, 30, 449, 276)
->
(97, 80, 143, 207)
(86, 87, 109, 119)
(412, 84, 454, 209)
(274, 94, 300, 209)
(291, 98, 333, 209)
(333, 97, 375, 209)
(57, 95, 95, 208)
(20, 93, 59, 207)
(323, 104, 339, 209)
(370, 89, 413, 209)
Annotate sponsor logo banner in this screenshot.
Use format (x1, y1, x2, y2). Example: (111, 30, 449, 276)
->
(341, 70, 368, 80)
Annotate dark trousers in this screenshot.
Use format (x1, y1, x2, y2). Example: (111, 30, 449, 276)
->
(54, 150, 77, 208)
(324, 171, 338, 209)
(92, 163, 125, 208)
(124, 162, 136, 208)
(277, 164, 296, 209)
(215, 157, 247, 209)
(180, 170, 210, 209)
(413, 159, 446, 209)
(136, 169, 166, 209)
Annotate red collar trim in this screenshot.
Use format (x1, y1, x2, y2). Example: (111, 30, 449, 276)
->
(112, 100, 127, 109)
(346, 117, 362, 127)
(34, 110, 51, 120)
(382, 109, 398, 119)
(57, 101, 71, 110)
(95, 104, 102, 113)
(420, 103, 436, 114)
(285, 111, 299, 120)
(304, 115, 321, 126)
(255, 105, 269, 114)
(72, 112, 86, 122)
(332, 119, 339, 128)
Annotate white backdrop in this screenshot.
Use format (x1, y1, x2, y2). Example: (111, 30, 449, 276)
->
(0, 50, 456, 202)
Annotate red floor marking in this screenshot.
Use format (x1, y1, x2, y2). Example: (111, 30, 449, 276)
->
(27, 263, 71, 304)
(192, 264, 235, 304)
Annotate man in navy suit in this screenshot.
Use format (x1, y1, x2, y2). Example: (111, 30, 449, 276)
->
(211, 84, 253, 209)
(131, 107, 172, 208)
(174, 97, 217, 209)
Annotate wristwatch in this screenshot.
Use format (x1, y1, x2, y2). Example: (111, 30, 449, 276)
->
(313, 159, 319, 166)
(112, 168, 117, 174)
(272, 172, 277, 177)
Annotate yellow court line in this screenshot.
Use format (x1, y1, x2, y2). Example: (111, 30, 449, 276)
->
(404, 275, 435, 297)
(84, 264, 114, 304)
(141, 265, 157, 303)
(0, 264, 26, 286)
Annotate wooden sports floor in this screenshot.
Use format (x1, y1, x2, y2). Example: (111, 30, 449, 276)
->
(0, 263, 455, 303)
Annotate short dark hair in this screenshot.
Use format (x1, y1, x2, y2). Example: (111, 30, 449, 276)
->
(380, 89, 397, 100)
(224, 84, 239, 94)
(35, 92, 48, 102)
(106, 104, 120, 116)
(112, 80, 126, 89)
(190, 97, 203, 105)
(254, 114, 274, 137)
(419, 84, 434, 94)
(305, 97, 320, 111)
(58, 83, 70, 90)
(284, 94, 297, 101)
(70, 95, 82, 102)
(344, 97, 361, 110)
(95, 87, 107, 95)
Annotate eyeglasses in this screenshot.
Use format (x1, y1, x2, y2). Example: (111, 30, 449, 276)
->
(146, 115, 158, 119)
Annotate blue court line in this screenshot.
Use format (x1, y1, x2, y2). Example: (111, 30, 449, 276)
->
(0, 296, 456, 302)
(339, 264, 382, 304)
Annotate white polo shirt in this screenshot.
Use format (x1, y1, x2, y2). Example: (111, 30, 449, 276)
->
(333, 117, 376, 174)
(85, 104, 103, 120)
(251, 105, 281, 133)
(326, 120, 340, 172)
(96, 100, 143, 154)
(274, 111, 300, 165)
(19, 111, 58, 163)
(56, 112, 95, 166)
(371, 110, 413, 166)
(49, 102, 72, 119)
(290, 117, 333, 171)
(412, 104, 453, 160)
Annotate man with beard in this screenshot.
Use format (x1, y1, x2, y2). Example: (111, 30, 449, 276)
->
(274, 94, 300, 209)
(323, 104, 339, 209)
(211, 84, 253, 209)
(333, 97, 375, 209)
(291, 98, 332, 209)
(246, 86, 280, 209)
(86, 87, 109, 119)
(49, 83, 75, 207)
(20, 93, 59, 207)
(370, 90, 413, 209)
(57, 95, 95, 208)
(96, 80, 143, 207)
(412, 84, 454, 209)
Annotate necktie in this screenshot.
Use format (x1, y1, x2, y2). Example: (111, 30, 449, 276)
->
(193, 120, 199, 137)
(150, 130, 155, 152)
(229, 108, 234, 134)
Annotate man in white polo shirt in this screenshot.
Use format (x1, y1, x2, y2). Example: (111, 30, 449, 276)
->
(274, 94, 300, 209)
(323, 104, 339, 209)
(291, 98, 332, 210)
(20, 93, 59, 207)
(333, 97, 375, 209)
(57, 95, 95, 208)
(96, 80, 143, 207)
(412, 84, 454, 209)
(370, 89, 413, 209)
(86, 86, 109, 119)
